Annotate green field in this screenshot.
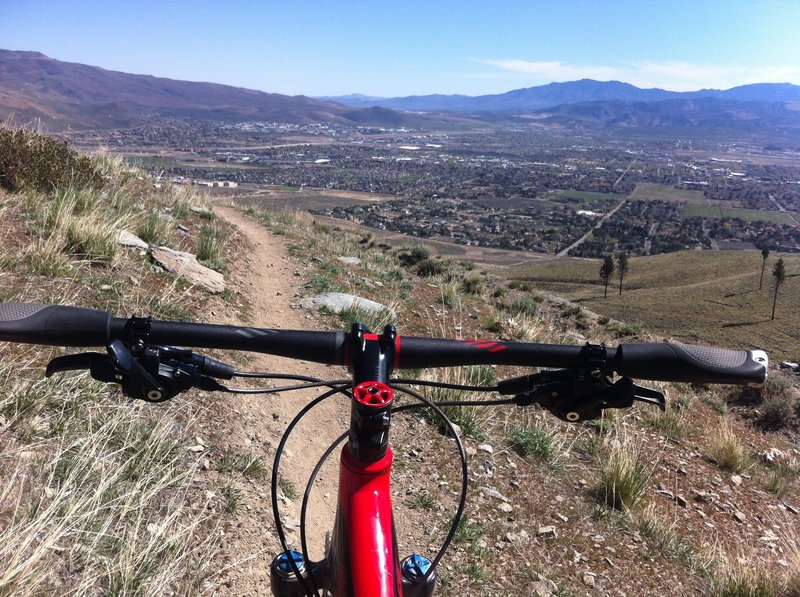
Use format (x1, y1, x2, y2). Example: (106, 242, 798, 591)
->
(683, 205, 798, 224)
(557, 190, 626, 202)
(631, 182, 715, 204)
(507, 251, 800, 360)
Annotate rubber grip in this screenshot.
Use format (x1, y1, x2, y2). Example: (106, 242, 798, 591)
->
(0, 303, 112, 346)
(616, 342, 767, 386)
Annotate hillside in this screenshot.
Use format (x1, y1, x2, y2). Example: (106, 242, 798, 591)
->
(0, 50, 420, 131)
(0, 127, 798, 595)
(507, 251, 800, 361)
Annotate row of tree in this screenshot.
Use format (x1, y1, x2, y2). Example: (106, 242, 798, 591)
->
(599, 252, 629, 298)
(599, 248, 789, 320)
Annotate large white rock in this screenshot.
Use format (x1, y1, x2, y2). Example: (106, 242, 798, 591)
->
(151, 246, 225, 293)
(301, 292, 393, 317)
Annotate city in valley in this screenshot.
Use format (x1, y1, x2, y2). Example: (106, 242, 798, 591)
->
(65, 119, 800, 260)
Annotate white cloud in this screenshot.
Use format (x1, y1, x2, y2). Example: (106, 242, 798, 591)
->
(478, 59, 800, 91)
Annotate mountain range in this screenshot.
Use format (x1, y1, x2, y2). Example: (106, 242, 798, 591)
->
(2, 49, 800, 142)
(321, 79, 800, 112)
(0, 50, 426, 131)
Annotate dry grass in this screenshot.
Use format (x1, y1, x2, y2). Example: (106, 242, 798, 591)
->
(707, 418, 751, 473)
(509, 250, 800, 360)
(0, 365, 216, 595)
(597, 423, 658, 511)
(0, 135, 225, 595)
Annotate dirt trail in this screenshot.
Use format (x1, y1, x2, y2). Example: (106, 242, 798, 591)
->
(207, 205, 347, 596)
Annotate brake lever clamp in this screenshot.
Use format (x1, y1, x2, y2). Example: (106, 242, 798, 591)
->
(46, 340, 230, 403)
(504, 369, 665, 422)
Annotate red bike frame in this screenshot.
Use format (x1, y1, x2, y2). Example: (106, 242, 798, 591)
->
(332, 446, 401, 596)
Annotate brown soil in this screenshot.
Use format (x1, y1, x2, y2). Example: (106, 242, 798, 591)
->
(204, 204, 348, 595)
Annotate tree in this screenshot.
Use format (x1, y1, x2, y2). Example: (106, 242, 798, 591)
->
(759, 248, 769, 290)
(771, 257, 786, 320)
(617, 252, 629, 295)
(599, 255, 616, 298)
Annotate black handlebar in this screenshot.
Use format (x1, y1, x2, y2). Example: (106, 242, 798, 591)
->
(0, 303, 768, 387)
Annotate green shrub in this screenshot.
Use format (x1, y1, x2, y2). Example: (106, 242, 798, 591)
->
(137, 212, 173, 245)
(0, 126, 102, 193)
(397, 245, 430, 267)
(461, 272, 485, 295)
(759, 395, 794, 430)
(196, 224, 230, 271)
(508, 426, 554, 462)
(416, 258, 446, 277)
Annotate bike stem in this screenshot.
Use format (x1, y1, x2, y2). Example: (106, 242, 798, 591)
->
(346, 323, 398, 462)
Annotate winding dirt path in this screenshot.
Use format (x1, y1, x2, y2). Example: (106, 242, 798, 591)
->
(207, 205, 346, 596)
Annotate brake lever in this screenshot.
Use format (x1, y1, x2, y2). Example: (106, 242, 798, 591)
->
(501, 369, 665, 422)
(46, 352, 107, 377)
(46, 341, 232, 402)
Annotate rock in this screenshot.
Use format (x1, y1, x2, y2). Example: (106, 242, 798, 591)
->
(479, 487, 510, 502)
(734, 511, 746, 524)
(531, 580, 555, 596)
(498, 502, 513, 513)
(537, 525, 557, 538)
(760, 448, 788, 465)
(676, 495, 688, 508)
(465, 446, 478, 457)
(478, 443, 494, 454)
(118, 230, 149, 249)
(582, 573, 596, 587)
(300, 292, 394, 318)
(151, 246, 225, 293)
(505, 529, 529, 543)
(731, 474, 743, 486)
(336, 256, 362, 266)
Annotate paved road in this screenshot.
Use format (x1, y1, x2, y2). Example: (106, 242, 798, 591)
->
(557, 199, 627, 257)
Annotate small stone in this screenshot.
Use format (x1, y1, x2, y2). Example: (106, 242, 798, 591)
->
(100, 284, 113, 291)
(498, 502, 513, 513)
(465, 446, 478, 457)
(537, 525, 557, 539)
(731, 475, 743, 486)
(480, 487, 510, 502)
(187, 444, 205, 453)
(556, 513, 569, 523)
(734, 511, 746, 524)
(582, 574, 596, 587)
(478, 444, 494, 454)
(676, 495, 688, 508)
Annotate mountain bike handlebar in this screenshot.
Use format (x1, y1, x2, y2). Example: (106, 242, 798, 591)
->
(0, 303, 768, 386)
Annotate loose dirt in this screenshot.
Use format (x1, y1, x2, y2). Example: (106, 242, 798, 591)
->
(205, 204, 348, 596)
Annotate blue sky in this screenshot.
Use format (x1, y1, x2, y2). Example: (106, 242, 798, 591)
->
(3, 0, 799, 97)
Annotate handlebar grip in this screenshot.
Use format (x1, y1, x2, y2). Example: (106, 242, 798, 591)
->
(0, 303, 112, 346)
(616, 342, 768, 387)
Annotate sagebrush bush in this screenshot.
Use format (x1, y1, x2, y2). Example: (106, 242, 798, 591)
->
(0, 126, 103, 192)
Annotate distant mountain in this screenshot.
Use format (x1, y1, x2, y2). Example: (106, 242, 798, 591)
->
(526, 97, 800, 141)
(0, 50, 416, 131)
(326, 79, 800, 113)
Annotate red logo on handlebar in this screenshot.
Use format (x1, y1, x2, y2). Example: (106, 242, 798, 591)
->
(461, 340, 508, 353)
